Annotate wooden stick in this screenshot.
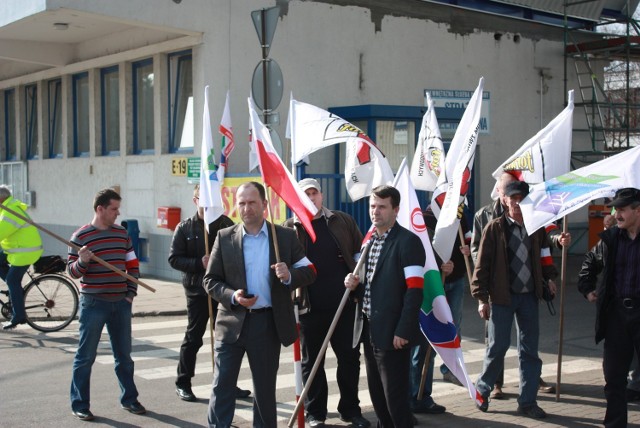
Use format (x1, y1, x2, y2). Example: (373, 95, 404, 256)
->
(287, 242, 371, 427)
(0, 203, 155, 292)
(458, 226, 473, 284)
(417, 346, 433, 401)
(204, 225, 216, 371)
(555, 217, 569, 401)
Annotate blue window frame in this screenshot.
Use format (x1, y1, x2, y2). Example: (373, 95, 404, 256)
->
(72, 72, 90, 157)
(168, 50, 193, 153)
(47, 79, 62, 159)
(24, 85, 38, 160)
(101, 66, 120, 156)
(132, 58, 154, 154)
(4, 89, 16, 161)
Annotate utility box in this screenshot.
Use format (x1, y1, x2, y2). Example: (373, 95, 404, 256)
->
(588, 204, 610, 249)
(121, 219, 140, 257)
(157, 207, 181, 231)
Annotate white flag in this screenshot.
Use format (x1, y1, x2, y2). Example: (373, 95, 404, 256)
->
(431, 77, 484, 262)
(199, 86, 225, 229)
(287, 99, 393, 201)
(216, 91, 234, 184)
(395, 157, 484, 407)
(521, 145, 640, 234)
(490, 91, 574, 199)
(410, 93, 445, 192)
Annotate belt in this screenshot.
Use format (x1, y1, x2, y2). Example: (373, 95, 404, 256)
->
(619, 297, 640, 309)
(247, 307, 272, 314)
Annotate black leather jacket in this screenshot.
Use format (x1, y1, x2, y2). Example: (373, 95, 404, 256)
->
(168, 213, 234, 297)
(578, 226, 618, 344)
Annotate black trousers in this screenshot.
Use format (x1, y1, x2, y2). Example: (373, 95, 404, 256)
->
(300, 303, 362, 420)
(176, 294, 217, 388)
(362, 319, 413, 428)
(603, 300, 640, 428)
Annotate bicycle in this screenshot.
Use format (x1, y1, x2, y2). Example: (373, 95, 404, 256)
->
(0, 255, 79, 332)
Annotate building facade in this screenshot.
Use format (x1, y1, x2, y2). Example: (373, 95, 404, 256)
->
(0, 0, 604, 279)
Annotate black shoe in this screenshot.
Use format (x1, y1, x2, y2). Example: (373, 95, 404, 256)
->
(412, 401, 446, 414)
(442, 371, 463, 387)
(72, 409, 95, 421)
(517, 404, 547, 419)
(476, 396, 489, 413)
(235, 386, 251, 398)
(627, 388, 640, 402)
(538, 378, 556, 394)
(2, 320, 25, 330)
(121, 401, 146, 415)
(176, 386, 196, 402)
(306, 415, 326, 427)
(340, 414, 371, 427)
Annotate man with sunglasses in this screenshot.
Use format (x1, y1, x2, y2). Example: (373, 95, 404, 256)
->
(579, 187, 640, 428)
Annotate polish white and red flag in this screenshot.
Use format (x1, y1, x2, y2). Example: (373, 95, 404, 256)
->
(287, 98, 393, 201)
(248, 98, 318, 241)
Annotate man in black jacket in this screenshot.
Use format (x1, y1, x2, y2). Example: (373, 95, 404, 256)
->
(578, 187, 640, 428)
(345, 185, 425, 428)
(168, 185, 249, 402)
(284, 178, 369, 428)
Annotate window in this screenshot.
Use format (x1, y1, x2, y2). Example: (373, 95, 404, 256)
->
(101, 66, 120, 156)
(47, 79, 62, 158)
(374, 120, 415, 170)
(133, 59, 154, 154)
(168, 51, 193, 153)
(73, 72, 90, 157)
(4, 89, 16, 161)
(24, 84, 38, 160)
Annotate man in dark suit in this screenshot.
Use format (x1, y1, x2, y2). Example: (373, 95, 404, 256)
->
(345, 185, 426, 428)
(203, 181, 317, 428)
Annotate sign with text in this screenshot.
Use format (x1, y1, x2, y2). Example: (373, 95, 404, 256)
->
(425, 88, 491, 137)
(171, 157, 188, 176)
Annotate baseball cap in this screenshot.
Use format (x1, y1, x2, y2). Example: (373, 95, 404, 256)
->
(504, 181, 530, 198)
(607, 187, 640, 208)
(298, 178, 321, 192)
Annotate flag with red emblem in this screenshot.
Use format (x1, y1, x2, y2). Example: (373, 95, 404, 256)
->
(287, 99, 393, 201)
(396, 158, 484, 408)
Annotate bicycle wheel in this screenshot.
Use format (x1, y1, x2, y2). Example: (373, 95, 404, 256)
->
(23, 274, 79, 332)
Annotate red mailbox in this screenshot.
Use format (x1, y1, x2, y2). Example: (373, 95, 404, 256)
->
(157, 207, 181, 231)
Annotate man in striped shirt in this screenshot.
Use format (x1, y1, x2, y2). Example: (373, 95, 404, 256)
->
(68, 188, 145, 422)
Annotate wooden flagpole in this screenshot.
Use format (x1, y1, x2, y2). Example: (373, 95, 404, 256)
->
(0, 204, 155, 292)
(203, 227, 216, 370)
(555, 217, 569, 401)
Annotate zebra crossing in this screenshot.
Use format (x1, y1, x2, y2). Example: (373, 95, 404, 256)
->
(55, 316, 602, 424)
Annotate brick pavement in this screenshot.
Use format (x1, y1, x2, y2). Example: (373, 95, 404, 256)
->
(132, 256, 640, 427)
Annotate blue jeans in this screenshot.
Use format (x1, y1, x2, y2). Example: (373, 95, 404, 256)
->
(440, 277, 465, 375)
(476, 292, 541, 407)
(0, 252, 29, 323)
(70, 295, 138, 411)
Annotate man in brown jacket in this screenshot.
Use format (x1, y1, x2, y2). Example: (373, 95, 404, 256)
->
(471, 181, 568, 419)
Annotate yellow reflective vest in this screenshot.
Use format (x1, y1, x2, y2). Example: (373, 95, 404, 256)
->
(0, 196, 43, 266)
